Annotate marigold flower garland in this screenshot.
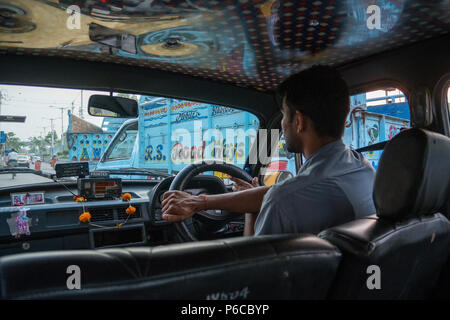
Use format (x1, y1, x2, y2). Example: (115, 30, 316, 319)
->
(117, 193, 136, 228)
(76, 193, 136, 229)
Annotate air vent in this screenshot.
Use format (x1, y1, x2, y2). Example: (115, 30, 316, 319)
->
(57, 196, 78, 202)
(118, 206, 141, 220)
(89, 208, 114, 222)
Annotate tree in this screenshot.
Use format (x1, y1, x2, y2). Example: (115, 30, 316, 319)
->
(44, 130, 60, 145)
(23, 131, 61, 156)
(27, 136, 46, 155)
(4, 131, 64, 157)
(6, 132, 25, 152)
(41, 130, 61, 156)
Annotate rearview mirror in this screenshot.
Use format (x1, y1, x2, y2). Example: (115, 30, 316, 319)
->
(88, 95, 138, 118)
(89, 23, 137, 54)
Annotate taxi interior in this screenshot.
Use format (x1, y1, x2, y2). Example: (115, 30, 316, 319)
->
(0, 0, 449, 300)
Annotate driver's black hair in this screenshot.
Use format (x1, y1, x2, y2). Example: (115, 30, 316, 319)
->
(278, 65, 350, 138)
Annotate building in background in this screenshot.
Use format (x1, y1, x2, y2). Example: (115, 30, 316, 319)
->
(67, 111, 125, 170)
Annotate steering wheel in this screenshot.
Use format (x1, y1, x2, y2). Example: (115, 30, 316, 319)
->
(169, 160, 253, 242)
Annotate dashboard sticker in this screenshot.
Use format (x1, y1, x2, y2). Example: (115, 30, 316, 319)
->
(6, 208, 31, 238)
(11, 192, 45, 206)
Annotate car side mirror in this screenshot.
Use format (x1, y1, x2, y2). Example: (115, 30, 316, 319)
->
(276, 170, 294, 183)
(262, 170, 294, 186)
(88, 95, 138, 118)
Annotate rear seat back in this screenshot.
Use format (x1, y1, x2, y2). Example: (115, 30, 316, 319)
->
(0, 234, 341, 299)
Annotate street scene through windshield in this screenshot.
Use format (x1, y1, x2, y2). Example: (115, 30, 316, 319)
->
(0, 86, 114, 186)
(0, 85, 269, 186)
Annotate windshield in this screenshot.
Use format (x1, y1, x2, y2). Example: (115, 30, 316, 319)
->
(0, 85, 263, 185)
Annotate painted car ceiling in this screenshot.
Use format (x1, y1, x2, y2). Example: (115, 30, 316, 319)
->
(0, 0, 449, 91)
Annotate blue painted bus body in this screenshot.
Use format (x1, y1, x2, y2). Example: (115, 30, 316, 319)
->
(96, 96, 264, 177)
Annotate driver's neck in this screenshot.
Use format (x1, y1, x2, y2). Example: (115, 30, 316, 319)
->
(303, 135, 339, 159)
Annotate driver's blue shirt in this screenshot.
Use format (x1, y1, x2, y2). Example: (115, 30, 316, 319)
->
(254, 139, 376, 235)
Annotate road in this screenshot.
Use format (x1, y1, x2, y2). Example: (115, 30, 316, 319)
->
(0, 161, 56, 187)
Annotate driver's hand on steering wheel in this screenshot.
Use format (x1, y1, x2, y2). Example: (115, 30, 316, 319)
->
(231, 176, 259, 192)
(161, 190, 205, 222)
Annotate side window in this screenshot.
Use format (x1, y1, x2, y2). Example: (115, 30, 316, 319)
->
(260, 87, 411, 185)
(345, 88, 411, 170)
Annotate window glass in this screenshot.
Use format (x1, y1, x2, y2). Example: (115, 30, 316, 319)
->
(345, 88, 411, 170)
(104, 121, 138, 161)
(261, 87, 412, 186)
(0, 84, 260, 185)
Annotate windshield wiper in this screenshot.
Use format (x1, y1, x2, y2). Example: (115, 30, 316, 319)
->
(0, 167, 53, 179)
(95, 168, 172, 178)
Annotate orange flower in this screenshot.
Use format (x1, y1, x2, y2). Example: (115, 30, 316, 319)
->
(79, 212, 91, 223)
(126, 206, 136, 215)
(75, 197, 85, 203)
(122, 193, 132, 201)
(73, 195, 79, 201)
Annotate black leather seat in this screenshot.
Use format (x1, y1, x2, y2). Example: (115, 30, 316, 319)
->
(0, 234, 341, 299)
(319, 128, 450, 299)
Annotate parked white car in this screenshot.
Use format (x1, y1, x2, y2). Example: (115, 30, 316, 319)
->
(17, 154, 30, 168)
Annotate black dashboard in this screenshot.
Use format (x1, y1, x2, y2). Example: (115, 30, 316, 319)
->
(0, 176, 244, 257)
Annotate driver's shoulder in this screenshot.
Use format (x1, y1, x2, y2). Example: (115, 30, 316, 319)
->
(265, 175, 305, 202)
(267, 171, 340, 206)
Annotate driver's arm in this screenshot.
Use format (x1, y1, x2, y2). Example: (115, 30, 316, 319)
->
(161, 185, 270, 223)
(231, 177, 260, 236)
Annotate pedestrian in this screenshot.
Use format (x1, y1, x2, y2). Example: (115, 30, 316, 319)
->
(50, 155, 58, 167)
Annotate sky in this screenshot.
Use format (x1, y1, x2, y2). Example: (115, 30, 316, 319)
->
(0, 85, 107, 141)
(366, 89, 406, 106)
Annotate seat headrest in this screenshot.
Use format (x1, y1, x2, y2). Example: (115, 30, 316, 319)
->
(374, 128, 450, 220)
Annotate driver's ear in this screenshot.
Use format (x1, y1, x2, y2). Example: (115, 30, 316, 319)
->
(294, 111, 305, 134)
